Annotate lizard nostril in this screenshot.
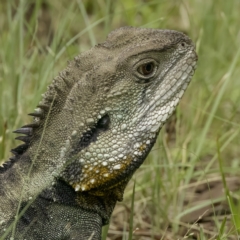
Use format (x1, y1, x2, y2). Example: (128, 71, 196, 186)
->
(181, 42, 186, 47)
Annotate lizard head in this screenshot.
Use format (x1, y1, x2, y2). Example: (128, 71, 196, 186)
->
(10, 27, 197, 200)
(58, 27, 198, 196)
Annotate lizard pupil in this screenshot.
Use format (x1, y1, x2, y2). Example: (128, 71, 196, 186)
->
(138, 62, 155, 76)
(145, 63, 152, 72)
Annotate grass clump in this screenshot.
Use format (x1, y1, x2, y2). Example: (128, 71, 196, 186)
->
(0, 0, 240, 239)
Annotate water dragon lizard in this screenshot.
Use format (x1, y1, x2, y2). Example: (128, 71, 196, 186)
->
(0, 26, 197, 239)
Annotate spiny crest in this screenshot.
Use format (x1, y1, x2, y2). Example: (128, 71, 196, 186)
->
(0, 58, 81, 173)
(40, 66, 75, 106)
(0, 157, 16, 173)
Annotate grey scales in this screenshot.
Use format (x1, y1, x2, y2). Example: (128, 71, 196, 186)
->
(0, 26, 197, 240)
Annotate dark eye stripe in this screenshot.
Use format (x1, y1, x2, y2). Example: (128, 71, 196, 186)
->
(73, 114, 110, 154)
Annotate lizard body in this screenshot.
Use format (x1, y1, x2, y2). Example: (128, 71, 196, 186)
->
(0, 27, 197, 239)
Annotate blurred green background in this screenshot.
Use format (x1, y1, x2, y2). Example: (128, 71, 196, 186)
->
(0, 0, 240, 239)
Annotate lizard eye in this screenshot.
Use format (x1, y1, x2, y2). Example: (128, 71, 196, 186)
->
(137, 62, 155, 76)
(134, 59, 158, 81)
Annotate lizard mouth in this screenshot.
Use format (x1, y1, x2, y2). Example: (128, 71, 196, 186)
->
(150, 49, 197, 129)
(154, 48, 197, 107)
(131, 48, 197, 132)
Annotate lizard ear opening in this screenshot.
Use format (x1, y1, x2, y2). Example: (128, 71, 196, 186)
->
(96, 114, 110, 130)
(73, 114, 111, 154)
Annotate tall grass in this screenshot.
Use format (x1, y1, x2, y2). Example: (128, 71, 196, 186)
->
(0, 0, 240, 239)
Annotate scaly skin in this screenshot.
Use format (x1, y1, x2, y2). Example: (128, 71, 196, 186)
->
(0, 27, 197, 239)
